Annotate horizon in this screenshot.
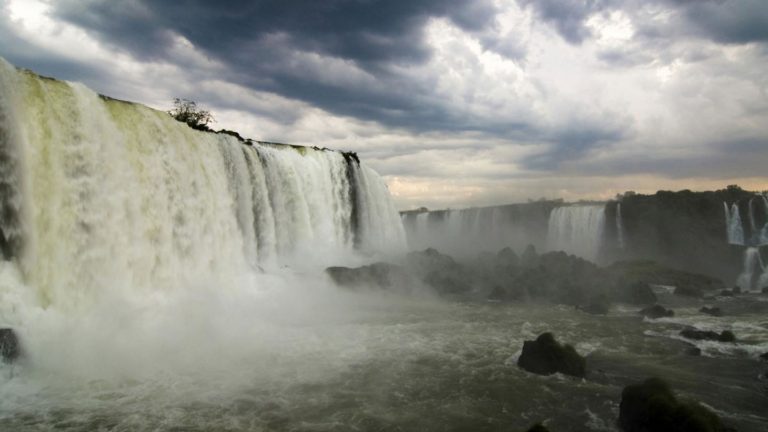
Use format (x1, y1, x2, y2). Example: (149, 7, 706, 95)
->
(1, 0, 767, 210)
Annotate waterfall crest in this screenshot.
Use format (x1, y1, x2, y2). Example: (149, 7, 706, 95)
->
(0, 59, 405, 311)
(547, 205, 606, 262)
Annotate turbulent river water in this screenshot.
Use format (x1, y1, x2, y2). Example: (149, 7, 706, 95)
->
(2, 276, 767, 432)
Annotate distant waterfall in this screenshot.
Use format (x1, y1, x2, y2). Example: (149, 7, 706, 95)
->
(547, 205, 606, 262)
(761, 194, 768, 245)
(0, 58, 405, 310)
(616, 203, 625, 249)
(401, 205, 544, 256)
(724, 202, 745, 245)
(736, 247, 765, 291)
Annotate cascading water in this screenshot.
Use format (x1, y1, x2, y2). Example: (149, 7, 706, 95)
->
(401, 206, 539, 256)
(760, 194, 768, 245)
(736, 247, 765, 291)
(0, 58, 405, 315)
(546, 205, 606, 262)
(724, 202, 745, 245)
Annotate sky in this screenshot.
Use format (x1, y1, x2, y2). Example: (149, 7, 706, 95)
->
(1, 0, 767, 210)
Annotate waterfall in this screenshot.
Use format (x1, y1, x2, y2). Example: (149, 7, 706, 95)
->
(736, 247, 765, 291)
(547, 205, 606, 262)
(0, 58, 405, 312)
(616, 203, 625, 249)
(401, 206, 540, 256)
(724, 202, 745, 245)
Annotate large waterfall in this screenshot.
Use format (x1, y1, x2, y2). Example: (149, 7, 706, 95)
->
(724, 202, 745, 245)
(547, 205, 606, 262)
(0, 59, 405, 313)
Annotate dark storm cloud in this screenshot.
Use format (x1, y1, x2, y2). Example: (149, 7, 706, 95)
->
(518, 0, 768, 47)
(51, 0, 516, 133)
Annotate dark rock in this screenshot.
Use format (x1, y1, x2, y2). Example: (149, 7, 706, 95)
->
(406, 249, 473, 295)
(759, 352, 768, 362)
(325, 262, 409, 290)
(520, 244, 539, 267)
(719, 289, 734, 297)
(639, 304, 674, 319)
(762, 287, 768, 294)
(580, 298, 610, 315)
(526, 423, 550, 432)
(686, 346, 702, 356)
(497, 247, 519, 267)
(674, 285, 703, 298)
(619, 377, 728, 432)
(680, 328, 736, 343)
(618, 281, 657, 305)
(517, 332, 585, 378)
(0, 328, 20, 363)
(699, 306, 723, 317)
(732, 286, 742, 294)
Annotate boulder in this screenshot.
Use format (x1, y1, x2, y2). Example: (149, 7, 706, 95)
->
(639, 304, 674, 319)
(517, 332, 585, 378)
(759, 352, 768, 362)
(526, 424, 550, 432)
(699, 306, 723, 317)
(580, 298, 610, 315)
(520, 244, 539, 267)
(618, 377, 728, 432)
(674, 285, 703, 298)
(618, 281, 657, 306)
(679, 328, 736, 343)
(719, 289, 734, 297)
(497, 247, 519, 267)
(0, 328, 20, 363)
(325, 262, 408, 289)
(763, 287, 768, 294)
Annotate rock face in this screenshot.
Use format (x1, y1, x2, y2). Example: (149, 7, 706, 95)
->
(325, 263, 411, 290)
(525, 424, 550, 432)
(606, 260, 724, 299)
(619, 377, 728, 432)
(639, 304, 674, 319)
(517, 333, 586, 378)
(699, 306, 723, 317)
(0, 328, 20, 363)
(618, 281, 658, 305)
(680, 328, 736, 342)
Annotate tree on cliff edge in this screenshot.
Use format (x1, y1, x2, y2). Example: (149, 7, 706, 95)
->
(169, 98, 215, 131)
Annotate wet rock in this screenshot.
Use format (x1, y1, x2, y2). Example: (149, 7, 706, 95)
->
(325, 262, 409, 290)
(674, 285, 703, 298)
(0, 328, 20, 363)
(699, 306, 723, 317)
(526, 423, 550, 432)
(686, 346, 702, 356)
(719, 289, 734, 297)
(520, 244, 539, 267)
(517, 332, 585, 378)
(680, 328, 736, 342)
(618, 377, 728, 432)
(618, 281, 657, 306)
(732, 286, 742, 294)
(759, 352, 768, 362)
(763, 286, 768, 294)
(496, 247, 519, 267)
(639, 304, 674, 319)
(580, 298, 610, 315)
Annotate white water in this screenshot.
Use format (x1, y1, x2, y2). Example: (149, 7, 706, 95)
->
(736, 247, 764, 291)
(724, 202, 745, 245)
(760, 194, 768, 245)
(401, 206, 541, 257)
(0, 59, 406, 340)
(547, 205, 606, 262)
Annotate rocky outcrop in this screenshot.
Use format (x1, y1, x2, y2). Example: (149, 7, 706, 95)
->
(326, 262, 410, 290)
(680, 328, 736, 342)
(617, 281, 657, 305)
(699, 306, 723, 317)
(607, 260, 723, 299)
(618, 377, 729, 432)
(639, 304, 674, 319)
(517, 333, 585, 378)
(0, 328, 20, 363)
